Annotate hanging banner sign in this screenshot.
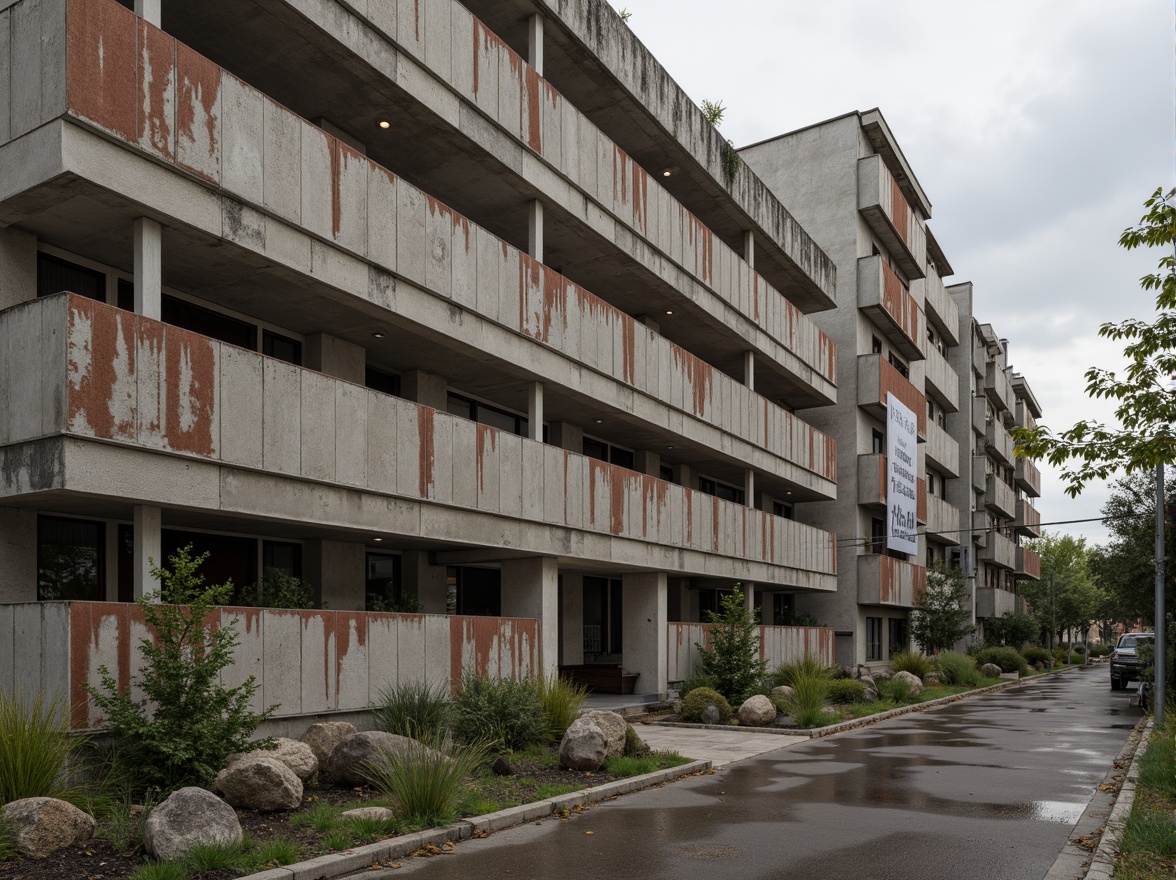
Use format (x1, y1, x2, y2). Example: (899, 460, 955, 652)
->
(886, 392, 919, 555)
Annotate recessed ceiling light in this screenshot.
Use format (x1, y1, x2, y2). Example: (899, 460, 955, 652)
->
(667, 445, 674, 450)
(665, 309, 673, 315)
(372, 331, 386, 339)
(662, 169, 672, 177)
(594, 419, 603, 424)
(378, 120, 391, 129)
(372, 536, 383, 542)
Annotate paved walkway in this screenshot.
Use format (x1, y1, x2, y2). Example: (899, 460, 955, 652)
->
(633, 721, 806, 766)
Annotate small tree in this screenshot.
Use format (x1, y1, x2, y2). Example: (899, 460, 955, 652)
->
(695, 589, 767, 704)
(984, 610, 1040, 649)
(909, 564, 974, 654)
(87, 546, 276, 790)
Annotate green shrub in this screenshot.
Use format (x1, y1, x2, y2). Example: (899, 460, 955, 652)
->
(534, 675, 587, 741)
(678, 674, 719, 698)
(364, 733, 490, 825)
(623, 725, 650, 758)
(130, 862, 188, 880)
(451, 673, 546, 751)
(789, 672, 829, 727)
(983, 610, 1039, 648)
(366, 589, 423, 613)
(371, 680, 451, 743)
(1021, 646, 1051, 667)
(679, 687, 732, 724)
(825, 679, 865, 705)
(101, 792, 155, 854)
(1052, 648, 1068, 664)
(243, 567, 320, 609)
(86, 546, 275, 791)
(768, 655, 830, 689)
(889, 650, 933, 678)
(1071, 644, 1086, 655)
(0, 689, 91, 806)
(881, 675, 917, 704)
(935, 651, 980, 687)
(975, 646, 1029, 676)
(695, 591, 768, 704)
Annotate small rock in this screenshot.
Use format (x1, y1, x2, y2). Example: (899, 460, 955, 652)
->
(300, 721, 358, 769)
(215, 756, 303, 811)
(329, 731, 426, 788)
(226, 737, 318, 783)
(770, 685, 797, 702)
(922, 672, 942, 686)
(737, 695, 776, 727)
(583, 711, 627, 758)
(700, 704, 721, 725)
(340, 806, 395, 822)
(145, 788, 241, 861)
(559, 717, 608, 771)
(671, 699, 683, 715)
(491, 757, 515, 776)
(873, 670, 892, 681)
(980, 663, 1003, 678)
(892, 670, 924, 697)
(1, 797, 95, 858)
(861, 688, 878, 703)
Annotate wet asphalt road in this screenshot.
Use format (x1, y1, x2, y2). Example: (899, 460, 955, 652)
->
(373, 669, 1139, 880)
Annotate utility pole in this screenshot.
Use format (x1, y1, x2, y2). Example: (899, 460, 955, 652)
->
(1155, 462, 1166, 723)
(1049, 571, 1055, 657)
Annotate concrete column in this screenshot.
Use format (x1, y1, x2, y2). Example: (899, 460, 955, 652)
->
(133, 504, 161, 600)
(0, 228, 37, 310)
(743, 230, 755, 267)
(134, 0, 161, 26)
(672, 463, 695, 491)
(133, 217, 162, 320)
(741, 582, 754, 616)
(527, 381, 544, 442)
(402, 551, 448, 613)
(527, 13, 544, 75)
(0, 508, 37, 603)
(637, 315, 661, 334)
(622, 571, 667, 696)
(560, 571, 584, 666)
(401, 370, 448, 410)
(743, 350, 755, 390)
(744, 469, 755, 508)
(633, 450, 661, 477)
(547, 421, 582, 453)
(305, 334, 365, 384)
(501, 556, 559, 679)
(303, 540, 365, 610)
(528, 200, 543, 262)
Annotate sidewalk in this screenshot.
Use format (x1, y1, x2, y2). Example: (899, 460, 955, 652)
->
(633, 721, 806, 767)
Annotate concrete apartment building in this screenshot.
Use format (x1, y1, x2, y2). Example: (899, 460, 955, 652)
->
(741, 111, 1045, 667)
(947, 284, 1043, 638)
(0, 0, 846, 708)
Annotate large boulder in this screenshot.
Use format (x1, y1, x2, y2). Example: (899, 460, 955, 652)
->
(144, 787, 242, 861)
(892, 670, 924, 697)
(1, 797, 95, 858)
(922, 672, 942, 687)
(559, 716, 608, 771)
(582, 710, 626, 758)
(340, 806, 396, 822)
(980, 663, 1003, 678)
(873, 669, 892, 681)
(214, 756, 303, 811)
(737, 695, 776, 727)
(770, 685, 796, 702)
(700, 704, 721, 724)
(226, 738, 318, 783)
(300, 721, 358, 770)
(859, 675, 878, 695)
(328, 731, 421, 787)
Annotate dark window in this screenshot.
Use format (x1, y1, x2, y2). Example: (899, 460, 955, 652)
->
(872, 429, 885, 454)
(888, 618, 908, 657)
(609, 447, 634, 470)
(447, 395, 473, 421)
(162, 529, 257, 601)
(659, 465, 674, 483)
(117, 523, 134, 602)
(582, 436, 634, 470)
(263, 330, 302, 366)
(365, 553, 403, 610)
(162, 295, 256, 349)
(580, 577, 624, 655)
(772, 501, 794, 520)
(698, 477, 745, 505)
(365, 368, 401, 397)
(870, 518, 886, 553)
(582, 438, 608, 462)
(888, 353, 909, 379)
(38, 516, 105, 601)
(262, 541, 302, 578)
(117, 278, 135, 312)
(871, 336, 883, 355)
(454, 566, 501, 617)
(866, 617, 883, 661)
(448, 393, 527, 437)
(37, 253, 105, 302)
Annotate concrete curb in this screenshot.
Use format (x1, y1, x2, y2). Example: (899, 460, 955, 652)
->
(236, 759, 712, 880)
(654, 669, 1080, 738)
(1084, 718, 1152, 880)
(1040, 716, 1147, 880)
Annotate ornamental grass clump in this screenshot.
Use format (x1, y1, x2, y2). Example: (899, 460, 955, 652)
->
(824, 679, 866, 705)
(1020, 646, 1051, 668)
(768, 655, 830, 689)
(534, 674, 588, 741)
(451, 672, 546, 751)
(975, 645, 1029, 677)
(363, 734, 491, 826)
(0, 689, 90, 807)
(788, 671, 829, 728)
(371, 680, 451, 743)
(934, 651, 981, 688)
(889, 650, 933, 679)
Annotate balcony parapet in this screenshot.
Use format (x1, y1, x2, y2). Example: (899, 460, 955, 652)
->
(985, 474, 1016, 519)
(857, 555, 926, 609)
(857, 256, 925, 360)
(925, 494, 961, 545)
(925, 421, 960, 478)
(985, 420, 1015, 467)
(857, 155, 927, 280)
(923, 272, 960, 346)
(1016, 546, 1041, 580)
(1015, 456, 1042, 498)
(856, 354, 926, 440)
(976, 586, 1017, 619)
(924, 344, 960, 413)
(980, 533, 1016, 570)
(1015, 498, 1041, 537)
(984, 361, 1014, 414)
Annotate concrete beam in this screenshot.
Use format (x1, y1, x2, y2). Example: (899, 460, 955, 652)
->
(133, 217, 162, 320)
(133, 504, 161, 600)
(501, 556, 558, 678)
(622, 571, 667, 696)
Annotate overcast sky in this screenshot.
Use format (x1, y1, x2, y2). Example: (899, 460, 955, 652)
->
(617, 0, 1171, 547)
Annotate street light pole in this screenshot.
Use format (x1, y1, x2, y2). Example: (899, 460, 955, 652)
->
(1155, 462, 1165, 723)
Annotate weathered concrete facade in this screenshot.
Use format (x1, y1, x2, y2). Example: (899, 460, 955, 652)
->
(0, 0, 842, 706)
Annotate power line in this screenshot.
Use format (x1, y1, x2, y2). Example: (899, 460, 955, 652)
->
(834, 511, 1151, 549)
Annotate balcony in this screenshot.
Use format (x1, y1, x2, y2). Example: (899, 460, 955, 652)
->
(984, 361, 1014, 414)
(925, 494, 961, 545)
(985, 421, 1015, 466)
(856, 454, 926, 522)
(1016, 546, 1042, 580)
(973, 510, 990, 548)
(857, 155, 927, 279)
(0, 294, 839, 585)
(857, 354, 927, 440)
(972, 456, 987, 493)
(972, 397, 987, 435)
(857, 256, 925, 360)
(857, 555, 927, 609)
(980, 533, 1016, 570)
(985, 475, 1017, 519)
(1016, 400, 1038, 432)
(1015, 457, 1042, 498)
(1016, 498, 1042, 537)
(923, 344, 960, 412)
(925, 421, 961, 478)
(924, 273, 960, 346)
(976, 586, 1017, 619)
